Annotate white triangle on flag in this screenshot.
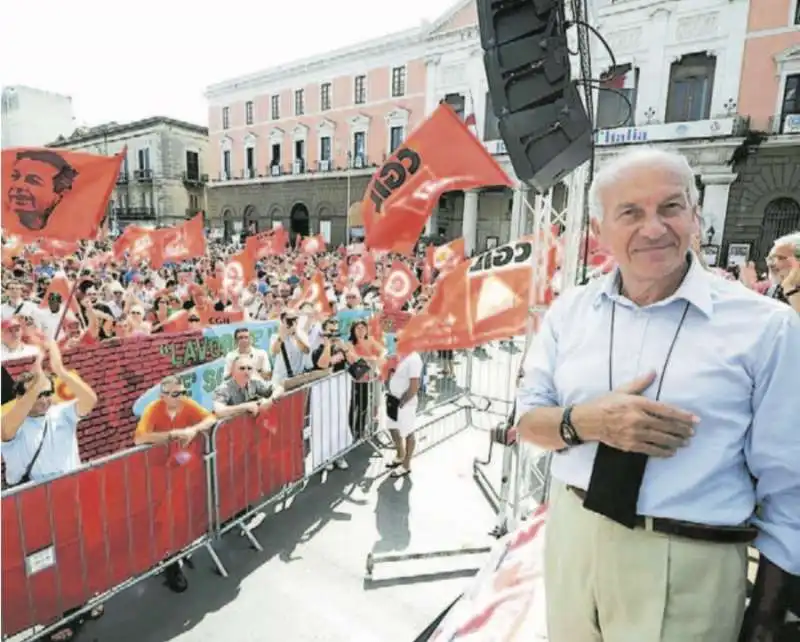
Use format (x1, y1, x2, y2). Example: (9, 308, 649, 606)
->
(475, 276, 520, 324)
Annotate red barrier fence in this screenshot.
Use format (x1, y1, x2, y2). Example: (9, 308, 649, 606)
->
(1, 375, 363, 641)
(1, 436, 210, 636)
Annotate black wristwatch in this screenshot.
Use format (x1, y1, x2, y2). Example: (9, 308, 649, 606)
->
(784, 286, 799, 298)
(559, 405, 584, 447)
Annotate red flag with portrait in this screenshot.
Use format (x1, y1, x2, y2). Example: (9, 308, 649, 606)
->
(426, 237, 466, 278)
(222, 248, 256, 299)
(2, 148, 124, 242)
(396, 236, 553, 354)
(361, 104, 512, 254)
(381, 260, 419, 311)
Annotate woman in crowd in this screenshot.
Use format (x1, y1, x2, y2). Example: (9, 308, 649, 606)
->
(348, 320, 385, 440)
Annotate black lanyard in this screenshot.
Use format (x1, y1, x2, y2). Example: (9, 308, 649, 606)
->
(608, 298, 691, 399)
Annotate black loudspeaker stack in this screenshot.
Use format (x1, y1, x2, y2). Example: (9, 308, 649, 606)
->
(478, 0, 593, 193)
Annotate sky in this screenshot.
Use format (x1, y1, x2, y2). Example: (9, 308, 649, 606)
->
(0, 0, 457, 128)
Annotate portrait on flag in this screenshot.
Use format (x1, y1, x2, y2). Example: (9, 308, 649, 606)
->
(2, 148, 124, 242)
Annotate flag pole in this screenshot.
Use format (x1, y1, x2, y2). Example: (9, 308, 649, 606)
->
(345, 150, 352, 245)
(52, 245, 92, 342)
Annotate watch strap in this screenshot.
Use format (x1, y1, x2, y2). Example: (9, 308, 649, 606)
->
(559, 405, 583, 447)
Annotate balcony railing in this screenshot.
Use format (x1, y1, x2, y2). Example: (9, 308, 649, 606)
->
(114, 207, 156, 221)
(768, 113, 800, 135)
(134, 168, 153, 182)
(210, 157, 378, 184)
(182, 171, 208, 185)
(116, 172, 129, 185)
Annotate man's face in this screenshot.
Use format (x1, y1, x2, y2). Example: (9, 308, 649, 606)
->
(232, 358, 254, 384)
(767, 242, 795, 281)
(5, 283, 23, 301)
(47, 294, 62, 313)
(7, 159, 60, 230)
(160, 382, 186, 410)
(592, 166, 697, 284)
(2, 322, 21, 344)
(30, 379, 55, 416)
(236, 331, 251, 350)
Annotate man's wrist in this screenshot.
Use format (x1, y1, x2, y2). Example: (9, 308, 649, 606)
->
(570, 405, 598, 442)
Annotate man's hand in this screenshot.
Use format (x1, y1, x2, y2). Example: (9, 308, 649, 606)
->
(573, 372, 699, 457)
(245, 401, 260, 416)
(257, 398, 273, 411)
(740, 261, 759, 289)
(781, 261, 800, 291)
(171, 427, 197, 447)
(31, 351, 50, 393)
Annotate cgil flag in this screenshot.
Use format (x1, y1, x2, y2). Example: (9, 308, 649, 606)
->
(2, 147, 124, 242)
(361, 104, 512, 255)
(396, 235, 556, 354)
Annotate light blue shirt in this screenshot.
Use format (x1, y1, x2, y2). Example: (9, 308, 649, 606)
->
(2, 400, 82, 485)
(517, 255, 800, 575)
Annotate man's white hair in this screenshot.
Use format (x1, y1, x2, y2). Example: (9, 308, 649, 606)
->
(772, 231, 800, 252)
(588, 147, 700, 220)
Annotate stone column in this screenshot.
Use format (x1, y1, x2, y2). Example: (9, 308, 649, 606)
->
(700, 172, 737, 244)
(509, 185, 530, 242)
(425, 208, 439, 235)
(462, 190, 479, 256)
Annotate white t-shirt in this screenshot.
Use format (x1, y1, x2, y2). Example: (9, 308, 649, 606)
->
(36, 306, 64, 340)
(388, 352, 424, 399)
(2, 400, 82, 484)
(224, 347, 271, 378)
(270, 333, 309, 385)
(1, 342, 40, 363)
(1, 299, 27, 320)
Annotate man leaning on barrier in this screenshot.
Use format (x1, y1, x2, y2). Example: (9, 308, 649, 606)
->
(516, 147, 800, 642)
(134, 375, 218, 593)
(1, 339, 104, 640)
(212, 354, 284, 419)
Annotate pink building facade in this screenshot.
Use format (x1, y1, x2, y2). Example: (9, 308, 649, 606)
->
(204, 27, 429, 244)
(724, 0, 800, 264)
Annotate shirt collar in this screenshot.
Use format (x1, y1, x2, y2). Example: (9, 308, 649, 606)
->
(594, 252, 714, 318)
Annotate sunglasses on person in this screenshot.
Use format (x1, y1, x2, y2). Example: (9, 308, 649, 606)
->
(38, 389, 55, 399)
(162, 390, 186, 398)
(188, 316, 201, 323)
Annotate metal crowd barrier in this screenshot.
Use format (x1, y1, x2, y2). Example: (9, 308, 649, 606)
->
(364, 339, 553, 581)
(1, 369, 385, 642)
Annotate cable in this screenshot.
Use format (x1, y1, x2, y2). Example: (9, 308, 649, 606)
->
(574, 81, 635, 131)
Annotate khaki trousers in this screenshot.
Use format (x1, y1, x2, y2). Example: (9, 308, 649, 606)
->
(544, 481, 748, 642)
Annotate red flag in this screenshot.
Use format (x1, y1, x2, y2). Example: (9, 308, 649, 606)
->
(396, 236, 553, 354)
(223, 248, 256, 298)
(381, 260, 419, 311)
(348, 253, 376, 287)
(298, 273, 332, 316)
(39, 239, 79, 258)
(2, 147, 124, 242)
(300, 234, 326, 254)
(152, 213, 207, 268)
(2, 236, 25, 266)
(426, 237, 466, 277)
(361, 104, 511, 254)
(113, 225, 159, 264)
(245, 226, 288, 259)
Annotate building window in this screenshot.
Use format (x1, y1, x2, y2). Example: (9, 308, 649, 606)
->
(354, 75, 366, 105)
(186, 150, 199, 180)
(271, 143, 281, 166)
(483, 91, 501, 140)
(665, 53, 716, 123)
(222, 150, 231, 179)
(795, 0, 800, 25)
(271, 95, 280, 120)
(443, 93, 465, 119)
(353, 131, 366, 164)
(779, 74, 800, 133)
(295, 89, 305, 116)
(596, 64, 639, 129)
(222, 106, 230, 129)
(391, 66, 407, 98)
(320, 136, 332, 161)
(137, 148, 150, 170)
(189, 194, 199, 211)
(389, 126, 404, 153)
(245, 146, 255, 178)
(320, 83, 331, 111)
(245, 101, 254, 125)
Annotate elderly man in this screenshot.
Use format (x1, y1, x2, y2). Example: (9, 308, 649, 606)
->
(766, 232, 800, 312)
(517, 148, 799, 642)
(213, 354, 282, 419)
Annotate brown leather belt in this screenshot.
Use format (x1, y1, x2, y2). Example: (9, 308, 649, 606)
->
(565, 485, 758, 545)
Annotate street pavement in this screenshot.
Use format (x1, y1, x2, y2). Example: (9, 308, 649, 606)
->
(77, 347, 522, 642)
